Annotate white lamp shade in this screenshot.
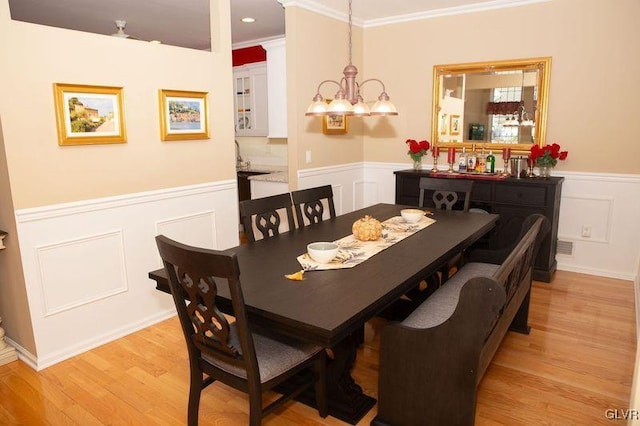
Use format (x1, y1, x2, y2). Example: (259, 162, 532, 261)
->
(351, 98, 371, 116)
(327, 98, 354, 115)
(305, 99, 329, 116)
(370, 99, 398, 116)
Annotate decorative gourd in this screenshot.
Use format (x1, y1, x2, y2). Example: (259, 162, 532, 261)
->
(352, 215, 382, 241)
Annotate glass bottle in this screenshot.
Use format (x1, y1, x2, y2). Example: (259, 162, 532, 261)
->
(476, 146, 486, 173)
(458, 147, 467, 172)
(486, 150, 496, 173)
(467, 144, 477, 172)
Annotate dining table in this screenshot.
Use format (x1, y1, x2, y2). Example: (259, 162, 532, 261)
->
(148, 203, 498, 424)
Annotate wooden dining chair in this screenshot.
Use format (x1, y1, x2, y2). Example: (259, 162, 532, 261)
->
(418, 178, 474, 212)
(155, 235, 327, 426)
(401, 178, 476, 310)
(239, 193, 296, 242)
(291, 185, 337, 227)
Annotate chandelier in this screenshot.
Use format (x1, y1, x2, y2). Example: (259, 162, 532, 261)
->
(305, 0, 398, 117)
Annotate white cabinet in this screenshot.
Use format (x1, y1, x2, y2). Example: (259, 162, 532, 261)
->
(233, 62, 268, 136)
(261, 38, 287, 138)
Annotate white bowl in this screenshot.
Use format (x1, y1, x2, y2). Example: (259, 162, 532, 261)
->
(401, 208, 424, 224)
(307, 242, 339, 264)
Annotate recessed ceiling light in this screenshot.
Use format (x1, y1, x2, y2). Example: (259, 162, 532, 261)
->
(241, 17, 256, 23)
(149, 40, 162, 44)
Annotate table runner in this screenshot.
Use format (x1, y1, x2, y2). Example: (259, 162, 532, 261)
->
(297, 215, 436, 271)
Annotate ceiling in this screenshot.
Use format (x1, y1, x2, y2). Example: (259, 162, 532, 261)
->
(7, 0, 533, 50)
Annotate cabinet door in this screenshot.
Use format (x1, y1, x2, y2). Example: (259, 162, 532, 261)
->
(233, 63, 268, 137)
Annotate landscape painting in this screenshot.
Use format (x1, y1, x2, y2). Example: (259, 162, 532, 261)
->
(53, 83, 126, 146)
(159, 90, 209, 141)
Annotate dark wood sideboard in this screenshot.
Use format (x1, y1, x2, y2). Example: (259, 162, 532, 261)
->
(394, 170, 564, 282)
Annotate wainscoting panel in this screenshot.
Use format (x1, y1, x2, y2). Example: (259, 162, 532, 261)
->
(156, 211, 217, 250)
(37, 230, 128, 317)
(15, 180, 238, 369)
(298, 163, 364, 215)
(555, 172, 640, 280)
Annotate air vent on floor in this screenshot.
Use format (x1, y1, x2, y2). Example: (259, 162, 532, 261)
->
(557, 240, 573, 256)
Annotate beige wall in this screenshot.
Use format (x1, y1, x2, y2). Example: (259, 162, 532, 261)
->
(0, 0, 236, 210)
(0, 118, 36, 353)
(285, 7, 364, 187)
(362, 0, 640, 174)
(0, 0, 234, 353)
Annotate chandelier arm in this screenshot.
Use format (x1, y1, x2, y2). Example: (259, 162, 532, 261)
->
(358, 78, 388, 95)
(314, 79, 346, 95)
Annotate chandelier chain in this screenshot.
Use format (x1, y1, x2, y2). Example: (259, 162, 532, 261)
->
(348, 0, 352, 65)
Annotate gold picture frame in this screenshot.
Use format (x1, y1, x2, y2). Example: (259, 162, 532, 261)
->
(53, 83, 126, 146)
(322, 100, 349, 135)
(322, 113, 349, 135)
(450, 114, 460, 135)
(159, 89, 209, 141)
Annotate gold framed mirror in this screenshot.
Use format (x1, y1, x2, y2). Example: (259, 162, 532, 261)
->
(432, 57, 551, 153)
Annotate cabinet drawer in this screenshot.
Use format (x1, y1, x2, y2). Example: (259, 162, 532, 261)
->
(495, 184, 546, 206)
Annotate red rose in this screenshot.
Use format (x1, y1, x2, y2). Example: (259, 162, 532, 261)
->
(419, 140, 430, 150)
(409, 142, 422, 153)
(559, 151, 568, 160)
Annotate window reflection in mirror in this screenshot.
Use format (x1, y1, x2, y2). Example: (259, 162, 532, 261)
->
(433, 57, 551, 153)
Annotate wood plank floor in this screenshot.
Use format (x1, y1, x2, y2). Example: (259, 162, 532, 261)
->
(0, 270, 635, 425)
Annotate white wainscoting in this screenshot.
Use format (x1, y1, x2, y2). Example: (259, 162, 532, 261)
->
(15, 180, 239, 370)
(298, 163, 365, 214)
(555, 172, 640, 280)
(303, 162, 640, 282)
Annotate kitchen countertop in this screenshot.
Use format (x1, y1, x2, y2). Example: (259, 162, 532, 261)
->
(237, 164, 288, 183)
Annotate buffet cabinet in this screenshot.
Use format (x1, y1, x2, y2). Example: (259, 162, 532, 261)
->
(394, 170, 564, 282)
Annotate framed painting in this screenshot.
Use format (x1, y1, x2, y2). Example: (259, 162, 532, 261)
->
(53, 83, 126, 146)
(450, 114, 460, 136)
(159, 89, 209, 141)
(322, 100, 349, 135)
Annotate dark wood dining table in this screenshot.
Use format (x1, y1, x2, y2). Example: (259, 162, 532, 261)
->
(148, 203, 498, 424)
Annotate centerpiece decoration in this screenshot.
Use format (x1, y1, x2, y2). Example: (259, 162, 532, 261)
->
(529, 143, 568, 178)
(352, 215, 382, 241)
(406, 139, 430, 170)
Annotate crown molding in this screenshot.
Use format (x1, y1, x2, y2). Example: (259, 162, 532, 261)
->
(278, 0, 550, 28)
(277, 0, 364, 27)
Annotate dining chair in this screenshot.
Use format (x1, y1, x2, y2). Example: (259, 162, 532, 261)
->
(291, 185, 337, 227)
(420, 177, 475, 280)
(239, 193, 296, 242)
(418, 178, 474, 212)
(400, 177, 477, 310)
(155, 235, 327, 426)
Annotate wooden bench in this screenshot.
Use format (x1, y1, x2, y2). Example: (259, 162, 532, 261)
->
(372, 214, 550, 426)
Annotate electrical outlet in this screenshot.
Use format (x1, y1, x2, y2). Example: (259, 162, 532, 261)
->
(306, 150, 312, 164)
(581, 226, 592, 238)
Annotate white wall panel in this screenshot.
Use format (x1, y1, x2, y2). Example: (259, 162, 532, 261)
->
(15, 180, 238, 369)
(156, 211, 217, 250)
(37, 230, 127, 316)
(298, 163, 364, 215)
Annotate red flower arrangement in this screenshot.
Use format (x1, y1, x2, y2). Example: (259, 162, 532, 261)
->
(530, 143, 568, 167)
(406, 139, 430, 162)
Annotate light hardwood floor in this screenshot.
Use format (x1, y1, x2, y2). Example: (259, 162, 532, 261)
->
(0, 270, 636, 425)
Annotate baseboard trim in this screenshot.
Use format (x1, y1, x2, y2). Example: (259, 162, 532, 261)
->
(32, 309, 176, 371)
(557, 263, 636, 282)
(5, 337, 37, 370)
